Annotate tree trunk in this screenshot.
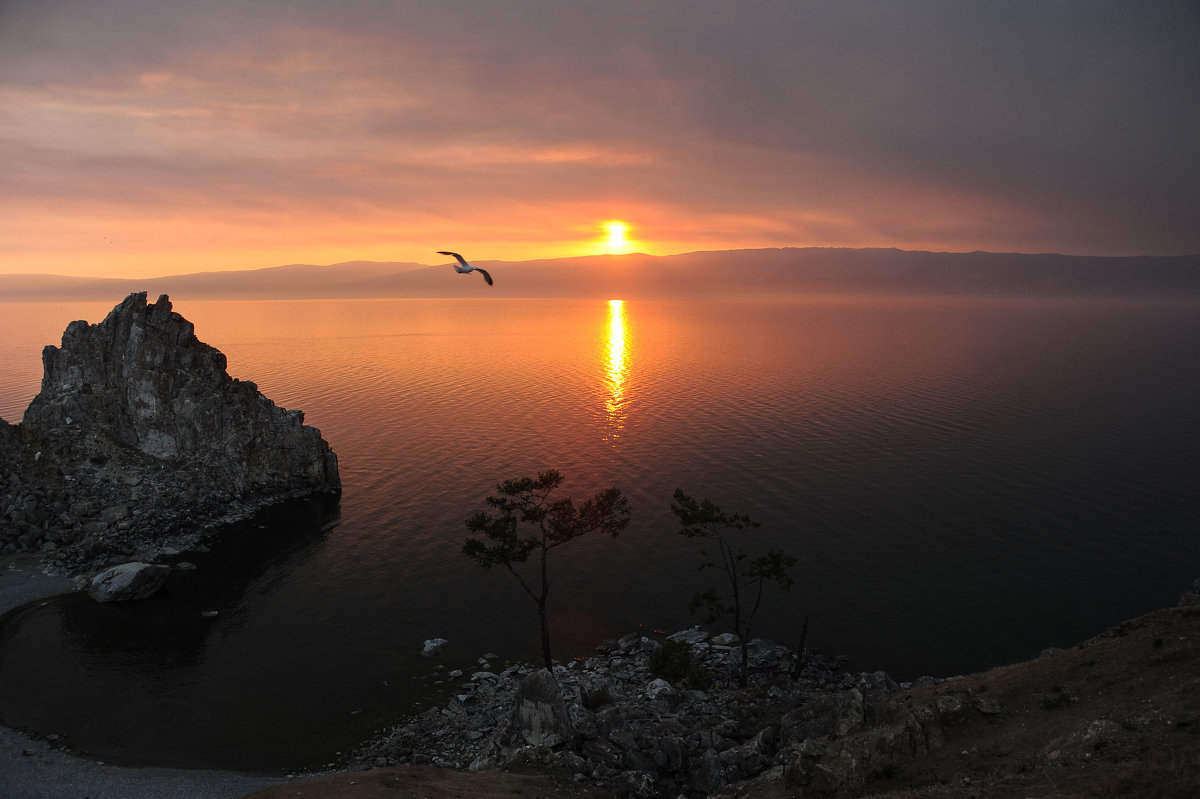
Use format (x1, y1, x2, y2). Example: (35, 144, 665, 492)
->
(538, 540, 553, 670)
(790, 613, 810, 680)
(738, 636, 750, 687)
(538, 598, 553, 670)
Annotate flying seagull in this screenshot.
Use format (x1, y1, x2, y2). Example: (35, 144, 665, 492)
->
(437, 251, 493, 286)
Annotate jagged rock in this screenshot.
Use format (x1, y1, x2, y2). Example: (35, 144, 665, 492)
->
(619, 769, 658, 797)
(0, 292, 340, 569)
(88, 561, 170, 602)
(784, 688, 1008, 796)
(652, 735, 687, 772)
(693, 747, 727, 794)
(719, 726, 776, 780)
(779, 688, 865, 745)
(511, 669, 575, 747)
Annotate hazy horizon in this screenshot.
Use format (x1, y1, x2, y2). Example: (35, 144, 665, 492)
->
(1, 247, 1198, 303)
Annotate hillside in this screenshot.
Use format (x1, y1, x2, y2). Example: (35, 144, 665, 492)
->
(2, 248, 1199, 301)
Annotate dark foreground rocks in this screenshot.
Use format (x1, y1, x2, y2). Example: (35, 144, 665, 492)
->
(351, 628, 906, 797)
(331, 583, 1200, 799)
(0, 292, 340, 574)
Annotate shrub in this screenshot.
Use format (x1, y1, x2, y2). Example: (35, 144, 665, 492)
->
(649, 639, 695, 684)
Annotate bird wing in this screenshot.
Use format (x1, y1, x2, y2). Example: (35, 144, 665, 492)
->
(475, 267, 494, 286)
(437, 251, 470, 268)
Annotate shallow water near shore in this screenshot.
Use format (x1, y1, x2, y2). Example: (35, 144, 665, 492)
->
(1, 295, 1198, 772)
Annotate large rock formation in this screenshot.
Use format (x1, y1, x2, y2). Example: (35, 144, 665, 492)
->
(0, 292, 340, 569)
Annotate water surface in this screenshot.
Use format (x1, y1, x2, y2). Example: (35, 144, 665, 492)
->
(1, 295, 1197, 771)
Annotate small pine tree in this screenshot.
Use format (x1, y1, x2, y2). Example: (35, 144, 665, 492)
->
(671, 488, 796, 687)
(464, 470, 630, 670)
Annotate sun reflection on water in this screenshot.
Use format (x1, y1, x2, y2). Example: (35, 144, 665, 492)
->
(602, 299, 629, 445)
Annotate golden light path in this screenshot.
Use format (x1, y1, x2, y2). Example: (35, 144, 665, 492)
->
(602, 299, 629, 445)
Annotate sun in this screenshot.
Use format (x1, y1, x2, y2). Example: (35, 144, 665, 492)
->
(603, 220, 632, 253)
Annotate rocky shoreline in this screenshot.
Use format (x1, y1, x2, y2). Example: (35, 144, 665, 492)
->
(5, 573, 1199, 799)
(347, 626, 966, 797)
(310, 578, 1200, 798)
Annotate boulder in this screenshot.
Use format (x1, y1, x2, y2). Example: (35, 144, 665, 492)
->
(780, 688, 865, 745)
(88, 562, 171, 602)
(644, 678, 676, 701)
(692, 748, 727, 794)
(510, 669, 575, 747)
(421, 638, 449, 656)
(666, 628, 709, 644)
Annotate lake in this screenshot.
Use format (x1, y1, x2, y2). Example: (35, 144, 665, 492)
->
(1, 294, 1198, 772)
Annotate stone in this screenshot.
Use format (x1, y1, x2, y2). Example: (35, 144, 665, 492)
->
(348, 620, 904, 799)
(99, 505, 129, 523)
(666, 628, 709, 644)
(712, 632, 740, 646)
(618, 632, 644, 649)
(510, 669, 575, 747)
(780, 689, 865, 745)
(88, 562, 170, 602)
(720, 726, 775, 779)
(644, 678, 676, 701)
(693, 747, 727, 794)
(421, 638, 449, 656)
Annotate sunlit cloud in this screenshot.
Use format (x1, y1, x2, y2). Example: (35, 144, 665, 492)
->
(1, 1, 1197, 278)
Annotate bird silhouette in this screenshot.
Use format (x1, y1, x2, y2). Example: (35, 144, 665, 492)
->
(437, 251, 493, 286)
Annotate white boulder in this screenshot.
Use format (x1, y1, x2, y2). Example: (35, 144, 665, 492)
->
(421, 637, 449, 656)
(88, 562, 170, 602)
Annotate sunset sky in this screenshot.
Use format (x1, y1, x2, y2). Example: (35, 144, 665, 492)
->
(2, 1, 1198, 279)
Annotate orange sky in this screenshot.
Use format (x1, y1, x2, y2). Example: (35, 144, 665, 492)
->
(2, 2, 1198, 279)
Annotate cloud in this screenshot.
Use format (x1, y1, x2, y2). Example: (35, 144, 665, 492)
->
(1, 0, 1198, 277)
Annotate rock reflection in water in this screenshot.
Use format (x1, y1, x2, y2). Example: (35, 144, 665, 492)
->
(0, 495, 341, 773)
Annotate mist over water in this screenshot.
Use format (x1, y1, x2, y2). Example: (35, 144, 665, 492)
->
(1, 295, 1198, 772)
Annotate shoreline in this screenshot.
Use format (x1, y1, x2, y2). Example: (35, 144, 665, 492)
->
(0, 553, 287, 799)
(5, 552, 1199, 798)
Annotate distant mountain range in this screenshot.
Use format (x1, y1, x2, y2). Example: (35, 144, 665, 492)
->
(2, 248, 1199, 301)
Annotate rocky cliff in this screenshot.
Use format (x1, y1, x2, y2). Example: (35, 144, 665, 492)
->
(0, 292, 340, 569)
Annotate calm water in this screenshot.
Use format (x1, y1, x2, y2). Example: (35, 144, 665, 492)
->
(1, 295, 1198, 772)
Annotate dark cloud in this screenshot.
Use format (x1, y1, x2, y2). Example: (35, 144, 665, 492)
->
(2, 0, 1198, 268)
